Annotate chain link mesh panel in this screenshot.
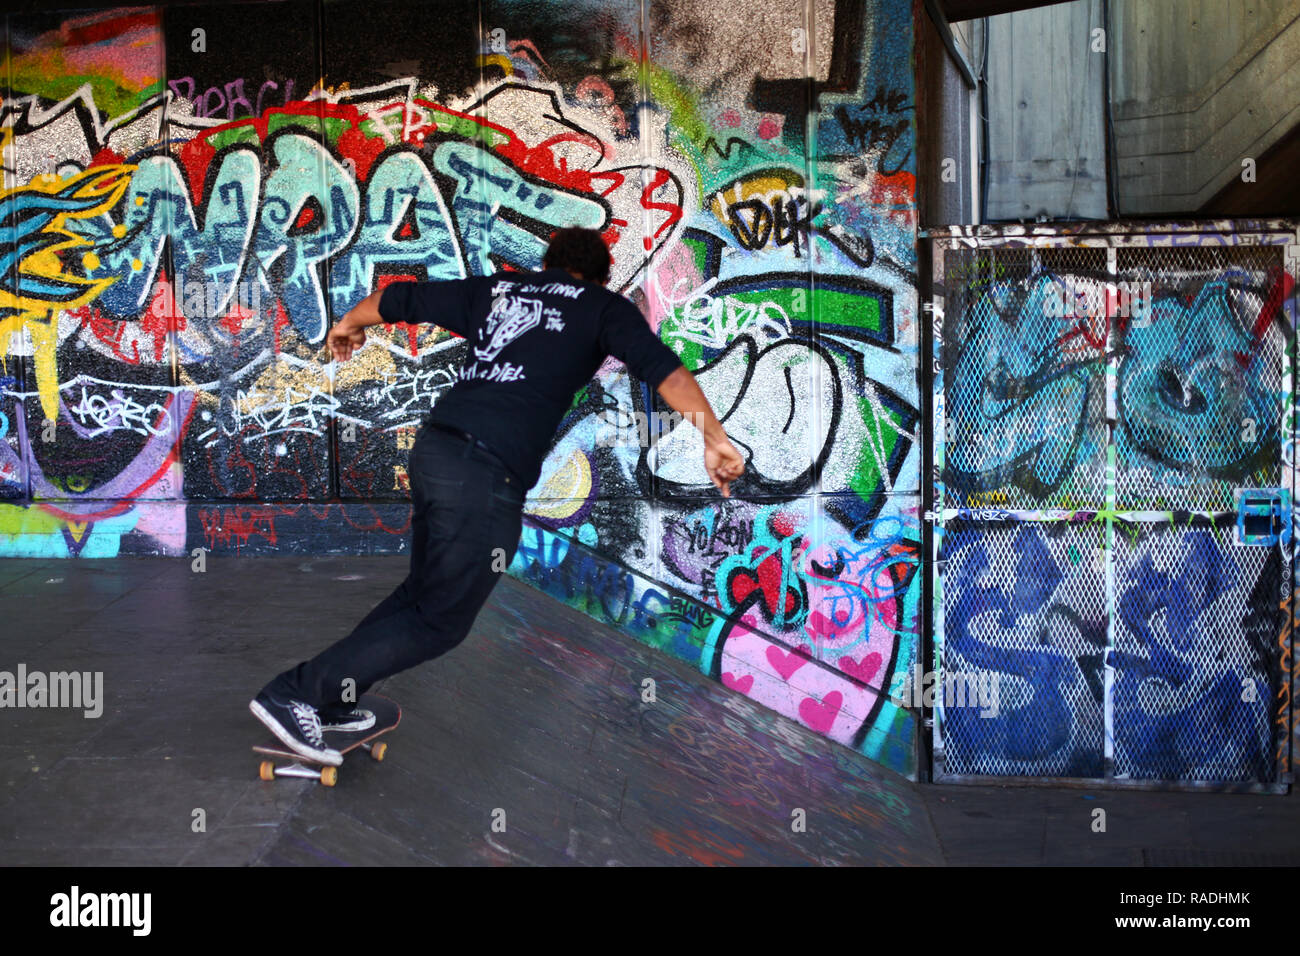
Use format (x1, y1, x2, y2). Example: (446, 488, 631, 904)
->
(940, 519, 1107, 777)
(1114, 245, 1287, 511)
(1111, 518, 1283, 783)
(941, 247, 1109, 511)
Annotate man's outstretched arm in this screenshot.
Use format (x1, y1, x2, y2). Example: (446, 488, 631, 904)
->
(655, 365, 745, 497)
(327, 281, 475, 362)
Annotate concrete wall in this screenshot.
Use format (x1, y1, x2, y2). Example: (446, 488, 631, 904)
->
(0, 2, 923, 775)
(983, 0, 1109, 221)
(982, 0, 1300, 219)
(1111, 0, 1300, 214)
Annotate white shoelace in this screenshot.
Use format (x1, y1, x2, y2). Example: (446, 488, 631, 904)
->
(290, 701, 325, 747)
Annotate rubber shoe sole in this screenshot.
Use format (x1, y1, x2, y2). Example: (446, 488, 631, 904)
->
(249, 699, 344, 766)
(320, 709, 375, 733)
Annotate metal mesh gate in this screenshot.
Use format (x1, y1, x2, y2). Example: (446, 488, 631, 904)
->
(940, 519, 1106, 778)
(1111, 518, 1281, 782)
(928, 223, 1296, 790)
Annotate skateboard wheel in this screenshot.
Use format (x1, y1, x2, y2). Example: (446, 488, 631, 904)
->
(371, 742, 387, 762)
(259, 761, 275, 781)
(321, 766, 338, 787)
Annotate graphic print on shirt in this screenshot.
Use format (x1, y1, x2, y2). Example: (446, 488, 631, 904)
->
(458, 277, 589, 384)
(476, 294, 544, 362)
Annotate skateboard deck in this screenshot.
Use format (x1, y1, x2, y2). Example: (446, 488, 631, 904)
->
(254, 693, 400, 786)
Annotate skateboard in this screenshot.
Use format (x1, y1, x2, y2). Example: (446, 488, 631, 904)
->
(253, 693, 401, 787)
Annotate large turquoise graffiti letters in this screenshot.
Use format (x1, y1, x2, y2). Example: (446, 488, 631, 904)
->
(432, 140, 606, 276)
(1119, 280, 1275, 479)
(75, 150, 261, 320)
(328, 149, 465, 313)
(253, 133, 359, 341)
(945, 274, 1102, 500)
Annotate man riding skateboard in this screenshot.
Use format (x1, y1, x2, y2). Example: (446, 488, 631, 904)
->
(249, 227, 745, 765)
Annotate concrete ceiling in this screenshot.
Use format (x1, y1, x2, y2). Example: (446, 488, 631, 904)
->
(940, 0, 1078, 21)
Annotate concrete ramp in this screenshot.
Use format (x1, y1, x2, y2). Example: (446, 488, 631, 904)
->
(0, 556, 939, 865)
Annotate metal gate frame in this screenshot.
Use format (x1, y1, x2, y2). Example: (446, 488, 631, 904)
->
(923, 219, 1299, 793)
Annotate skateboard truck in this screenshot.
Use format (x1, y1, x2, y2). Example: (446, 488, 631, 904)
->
(258, 740, 388, 788)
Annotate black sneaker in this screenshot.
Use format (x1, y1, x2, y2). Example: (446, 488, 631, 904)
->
(318, 704, 376, 733)
(249, 692, 343, 766)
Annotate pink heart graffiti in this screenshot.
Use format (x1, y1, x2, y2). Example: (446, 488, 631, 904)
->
(766, 645, 808, 681)
(838, 652, 882, 685)
(722, 672, 755, 694)
(798, 691, 843, 734)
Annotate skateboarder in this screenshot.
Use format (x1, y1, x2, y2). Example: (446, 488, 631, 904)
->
(250, 227, 745, 765)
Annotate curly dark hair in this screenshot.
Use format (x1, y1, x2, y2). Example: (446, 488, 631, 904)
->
(542, 226, 612, 285)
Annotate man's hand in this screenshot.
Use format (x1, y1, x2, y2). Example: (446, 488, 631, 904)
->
(327, 318, 367, 362)
(328, 290, 388, 362)
(705, 438, 745, 498)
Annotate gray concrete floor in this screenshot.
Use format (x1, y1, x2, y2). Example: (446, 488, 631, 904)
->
(0, 555, 1296, 866)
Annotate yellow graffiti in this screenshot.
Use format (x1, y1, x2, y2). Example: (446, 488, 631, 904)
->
(964, 490, 1008, 506)
(708, 169, 806, 225)
(0, 503, 91, 555)
(0, 140, 135, 422)
(477, 54, 514, 76)
(526, 448, 592, 520)
(0, 502, 66, 537)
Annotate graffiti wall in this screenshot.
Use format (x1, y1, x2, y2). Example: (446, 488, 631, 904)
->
(0, 3, 923, 775)
(932, 231, 1297, 786)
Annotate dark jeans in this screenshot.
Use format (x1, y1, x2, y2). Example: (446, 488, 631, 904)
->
(263, 423, 525, 708)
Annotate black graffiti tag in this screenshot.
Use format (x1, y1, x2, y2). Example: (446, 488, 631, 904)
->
(725, 196, 822, 257)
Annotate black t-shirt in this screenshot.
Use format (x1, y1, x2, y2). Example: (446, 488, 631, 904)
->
(378, 268, 684, 489)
